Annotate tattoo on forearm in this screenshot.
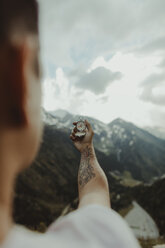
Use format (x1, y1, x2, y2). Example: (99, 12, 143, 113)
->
(78, 146, 96, 189)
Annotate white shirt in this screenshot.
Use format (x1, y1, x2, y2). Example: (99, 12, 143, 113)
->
(1, 204, 140, 248)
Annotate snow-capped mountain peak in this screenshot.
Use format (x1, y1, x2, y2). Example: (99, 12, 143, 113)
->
(42, 108, 165, 182)
(50, 109, 71, 119)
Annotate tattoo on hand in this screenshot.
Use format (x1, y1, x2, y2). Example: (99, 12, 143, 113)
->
(78, 146, 96, 189)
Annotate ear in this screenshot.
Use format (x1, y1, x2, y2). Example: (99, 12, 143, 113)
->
(2, 43, 29, 128)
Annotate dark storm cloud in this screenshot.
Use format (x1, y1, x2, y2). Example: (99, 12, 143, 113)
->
(75, 67, 122, 95)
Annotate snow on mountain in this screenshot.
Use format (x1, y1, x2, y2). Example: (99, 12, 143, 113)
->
(42, 108, 66, 129)
(43, 110, 165, 156)
(44, 110, 133, 149)
(42, 108, 57, 125)
(48, 109, 110, 144)
(125, 201, 159, 240)
(42, 108, 165, 182)
(50, 109, 70, 119)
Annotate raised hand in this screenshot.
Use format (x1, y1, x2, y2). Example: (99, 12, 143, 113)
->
(70, 120, 94, 152)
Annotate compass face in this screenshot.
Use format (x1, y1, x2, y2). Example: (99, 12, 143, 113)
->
(76, 121, 86, 132)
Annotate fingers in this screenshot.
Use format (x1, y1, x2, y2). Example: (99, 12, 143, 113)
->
(72, 119, 93, 133)
(73, 122, 78, 126)
(73, 126, 77, 132)
(70, 135, 75, 141)
(70, 133, 81, 142)
(70, 128, 77, 141)
(70, 133, 76, 141)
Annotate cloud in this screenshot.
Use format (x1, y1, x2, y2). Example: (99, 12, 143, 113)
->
(135, 36, 165, 54)
(150, 108, 165, 127)
(74, 67, 122, 94)
(40, 0, 165, 128)
(141, 73, 165, 87)
(139, 73, 165, 105)
(98, 95, 109, 103)
(38, 0, 165, 73)
(159, 58, 165, 68)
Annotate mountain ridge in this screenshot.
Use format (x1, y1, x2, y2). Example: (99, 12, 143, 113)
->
(43, 108, 165, 182)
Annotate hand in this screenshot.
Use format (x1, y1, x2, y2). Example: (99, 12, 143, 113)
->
(70, 120, 94, 152)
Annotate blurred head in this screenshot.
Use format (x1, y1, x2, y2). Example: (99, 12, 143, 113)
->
(0, 0, 43, 172)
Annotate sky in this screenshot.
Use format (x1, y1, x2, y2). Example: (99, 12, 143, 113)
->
(38, 0, 165, 128)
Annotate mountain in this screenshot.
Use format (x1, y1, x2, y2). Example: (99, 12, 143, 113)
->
(47, 109, 165, 182)
(50, 109, 110, 154)
(50, 109, 73, 120)
(13, 112, 165, 238)
(42, 108, 65, 128)
(106, 118, 165, 181)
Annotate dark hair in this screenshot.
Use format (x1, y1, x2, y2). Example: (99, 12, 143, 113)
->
(0, 0, 39, 128)
(0, 0, 38, 43)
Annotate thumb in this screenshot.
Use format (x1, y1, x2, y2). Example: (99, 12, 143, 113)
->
(85, 119, 93, 132)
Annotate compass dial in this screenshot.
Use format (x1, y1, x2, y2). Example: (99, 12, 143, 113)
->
(76, 121, 86, 132)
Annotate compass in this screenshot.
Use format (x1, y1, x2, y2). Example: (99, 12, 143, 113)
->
(76, 120, 86, 132)
(75, 120, 86, 137)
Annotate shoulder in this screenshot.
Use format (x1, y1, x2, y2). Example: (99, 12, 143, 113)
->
(47, 204, 141, 248)
(2, 205, 141, 248)
(1, 225, 60, 248)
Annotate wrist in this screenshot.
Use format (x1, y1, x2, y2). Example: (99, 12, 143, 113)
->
(80, 143, 95, 155)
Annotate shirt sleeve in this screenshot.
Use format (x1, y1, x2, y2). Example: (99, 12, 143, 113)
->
(47, 204, 141, 248)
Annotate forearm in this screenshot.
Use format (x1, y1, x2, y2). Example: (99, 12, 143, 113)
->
(78, 144, 110, 208)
